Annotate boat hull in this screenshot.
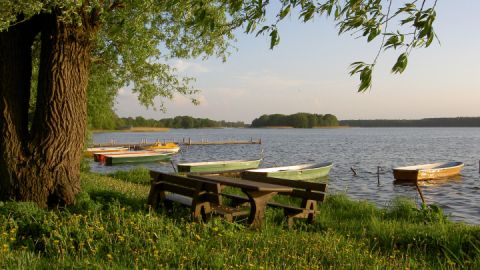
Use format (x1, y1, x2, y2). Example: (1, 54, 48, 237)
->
(85, 147, 129, 157)
(393, 162, 464, 181)
(242, 162, 333, 180)
(142, 143, 180, 153)
(177, 159, 261, 173)
(105, 153, 172, 165)
(93, 151, 152, 162)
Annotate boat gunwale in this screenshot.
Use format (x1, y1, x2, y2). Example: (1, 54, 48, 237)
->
(87, 147, 129, 152)
(245, 162, 333, 173)
(104, 152, 172, 158)
(393, 162, 464, 172)
(177, 159, 262, 167)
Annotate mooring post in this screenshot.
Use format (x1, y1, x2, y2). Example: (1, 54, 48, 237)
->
(188, 137, 191, 145)
(350, 167, 357, 176)
(416, 184, 427, 206)
(377, 166, 380, 185)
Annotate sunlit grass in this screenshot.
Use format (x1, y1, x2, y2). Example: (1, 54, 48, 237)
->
(1, 170, 479, 269)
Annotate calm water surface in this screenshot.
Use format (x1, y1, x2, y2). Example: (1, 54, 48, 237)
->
(92, 128, 480, 224)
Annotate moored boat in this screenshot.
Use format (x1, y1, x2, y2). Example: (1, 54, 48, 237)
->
(241, 162, 333, 180)
(142, 142, 180, 153)
(93, 150, 152, 162)
(177, 159, 262, 173)
(393, 161, 464, 181)
(85, 147, 129, 157)
(103, 152, 172, 166)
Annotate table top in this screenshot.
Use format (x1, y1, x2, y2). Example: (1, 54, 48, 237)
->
(188, 174, 293, 192)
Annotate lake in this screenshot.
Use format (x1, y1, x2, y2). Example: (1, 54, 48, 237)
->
(92, 128, 480, 224)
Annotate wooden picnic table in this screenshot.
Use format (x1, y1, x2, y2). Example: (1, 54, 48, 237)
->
(188, 174, 293, 229)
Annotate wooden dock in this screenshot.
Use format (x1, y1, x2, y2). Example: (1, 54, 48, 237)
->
(89, 138, 261, 148)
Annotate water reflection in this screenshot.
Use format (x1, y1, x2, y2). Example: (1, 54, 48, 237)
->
(393, 175, 463, 187)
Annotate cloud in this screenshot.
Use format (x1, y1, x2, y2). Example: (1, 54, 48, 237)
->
(173, 60, 209, 73)
(233, 70, 337, 91)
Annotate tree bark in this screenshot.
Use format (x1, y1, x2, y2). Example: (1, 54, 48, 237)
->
(0, 13, 95, 208)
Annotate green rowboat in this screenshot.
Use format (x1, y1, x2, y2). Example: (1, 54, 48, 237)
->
(241, 162, 333, 180)
(177, 159, 262, 173)
(104, 152, 172, 165)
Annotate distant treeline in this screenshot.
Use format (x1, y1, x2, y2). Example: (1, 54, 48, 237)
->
(340, 117, 480, 127)
(116, 116, 245, 129)
(251, 113, 339, 128)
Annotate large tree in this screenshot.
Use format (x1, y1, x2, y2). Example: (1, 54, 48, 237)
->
(0, 0, 438, 207)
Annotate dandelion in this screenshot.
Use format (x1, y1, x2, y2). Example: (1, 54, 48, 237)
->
(107, 253, 113, 260)
(2, 244, 9, 252)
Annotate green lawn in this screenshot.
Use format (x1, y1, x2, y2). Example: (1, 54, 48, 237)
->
(1, 169, 479, 269)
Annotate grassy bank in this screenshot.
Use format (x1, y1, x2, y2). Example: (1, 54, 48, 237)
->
(1, 169, 480, 269)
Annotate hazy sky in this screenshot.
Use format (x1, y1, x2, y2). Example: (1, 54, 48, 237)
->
(115, 1, 480, 122)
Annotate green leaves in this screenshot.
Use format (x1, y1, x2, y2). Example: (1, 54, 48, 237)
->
(349, 62, 373, 92)
(391, 53, 408, 74)
(269, 28, 280, 49)
(384, 33, 405, 50)
(299, 3, 316, 22)
(279, 4, 291, 20)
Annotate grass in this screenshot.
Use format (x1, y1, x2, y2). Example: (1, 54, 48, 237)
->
(1, 170, 480, 269)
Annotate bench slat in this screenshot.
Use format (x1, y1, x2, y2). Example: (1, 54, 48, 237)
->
(278, 190, 325, 201)
(158, 182, 198, 198)
(165, 193, 193, 206)
(211, 205, 249, 216)
(151, 171, 221, 193)
(151, 171, 203, 189)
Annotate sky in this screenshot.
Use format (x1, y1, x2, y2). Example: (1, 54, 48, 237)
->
(115, 1, 480, 123)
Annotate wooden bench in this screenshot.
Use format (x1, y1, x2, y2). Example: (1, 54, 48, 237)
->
(148, 171, 248, 222)
(224, 174, 327, 227)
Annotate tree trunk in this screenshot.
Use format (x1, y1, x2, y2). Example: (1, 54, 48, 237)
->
(0, 13, 95, 208)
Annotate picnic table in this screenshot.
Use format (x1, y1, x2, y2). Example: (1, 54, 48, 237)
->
(188, 174, 293, 229)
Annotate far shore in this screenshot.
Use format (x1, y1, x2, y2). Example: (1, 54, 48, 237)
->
(92, 126, 352, 132)
(262, 125, 350, 129)
(92, 127, 170, 133)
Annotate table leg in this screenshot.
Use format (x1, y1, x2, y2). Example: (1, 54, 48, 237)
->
(243, 190, 277, 229)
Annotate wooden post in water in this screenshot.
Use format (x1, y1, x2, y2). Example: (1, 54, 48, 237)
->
(350, 167, 357, 176)
(170, 160, 177, 173)
(415, 183, 427, 205)
(377, 166, 380, 185)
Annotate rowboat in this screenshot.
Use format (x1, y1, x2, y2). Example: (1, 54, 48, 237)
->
(241, 162, 333, 180)
(103, 152, 172, 166)
(393, 162, 464, 181)
(93, 151, 152, 162)
(177, 159, 262, 173)
(85, 147, 129, 157)
(142, 142, 180, 153)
